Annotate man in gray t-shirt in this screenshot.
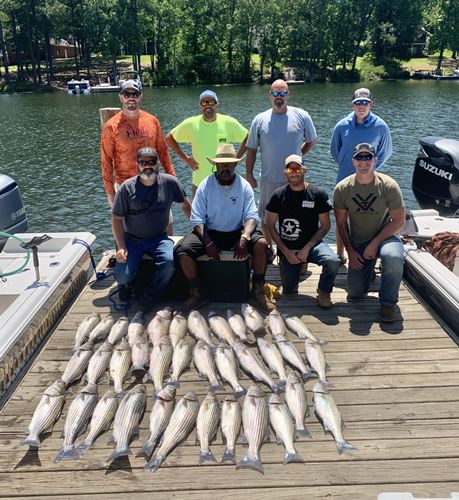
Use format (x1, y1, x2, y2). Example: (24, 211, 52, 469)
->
(112, 147, 191, 311)
(246, 79, 317, 246)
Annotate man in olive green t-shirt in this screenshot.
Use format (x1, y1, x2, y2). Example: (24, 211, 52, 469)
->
(166, 90, 248, 196)
(333, 143, 405, 323)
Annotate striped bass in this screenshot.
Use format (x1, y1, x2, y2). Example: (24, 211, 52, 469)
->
(147, 309, 172, 346)
(196, 392, 220, 464)
(20, 379, 66, 448)
(221, 395, 241, 463)
(285, 372, 310, 438)
(305, 339, 332, 386)
(107, 316, 129, 345)
(256, 337, 287, 385)
(215, 343, 246, 399)
(236, 385, 268, 474)
(241, 303, 265, 335)
(88, 314, 115, 343)
(275, 335, 311, 380)
(77, 389, 118, 454)
(266, 309, 286, 338)
(169, 312, 188, 348)
(283, 315, 324, 344)
(62, 340, 94, 387)
(74, 313, 100, 348)
(268, 393, 304, 464)
(109, 337, 131, 394)
(85, 340, 113, 385)
(188, 310, 215, 347)
(131, 334, 149, 373)
(208, 311, 236, 346)
(54, 384, 98, 462)
(193, 340, 222, 392)
(227, 308, 249, 342)
(167, 339, 192, 388)
(150, 335, 173, 395)
(106, 384, 147, 464)
(127, 311, 145, 345)
(145, 392, 199, 472)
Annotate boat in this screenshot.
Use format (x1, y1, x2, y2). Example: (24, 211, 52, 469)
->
(0, 175, 96, 398)
(66, 78, 91, 95)
(432, 69, 459, 80)
(91, 70, 142, 93)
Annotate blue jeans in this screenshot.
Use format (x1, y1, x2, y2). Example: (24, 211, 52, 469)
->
(114, 234, 174, 302)
(279, 241, 341, 294)
(347, 235, 404, 306)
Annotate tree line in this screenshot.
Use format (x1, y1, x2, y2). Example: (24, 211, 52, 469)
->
(0, 0, 458, 88)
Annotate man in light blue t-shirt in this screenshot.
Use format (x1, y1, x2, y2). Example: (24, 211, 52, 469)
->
(246, 79, 317, 246)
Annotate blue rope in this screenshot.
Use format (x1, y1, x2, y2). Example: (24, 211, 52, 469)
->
(108, 287, 131, 316)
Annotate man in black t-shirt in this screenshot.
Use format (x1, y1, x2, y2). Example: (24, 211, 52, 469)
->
(265, 154, 340, 308)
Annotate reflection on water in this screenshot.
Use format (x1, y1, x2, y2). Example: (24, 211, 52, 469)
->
(1, 81, 458, 258)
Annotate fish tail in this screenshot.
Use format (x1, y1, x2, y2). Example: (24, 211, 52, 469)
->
(236, 453, 264, 474)
(272, 382, 284, 394)
(166, 377, 180, 389)
(53, 445, 81, 463)
(76, 441, 92, 455)
(209, 382, 224, 392)
(198, 450, 217, 465)
(221, 447, 236, 463)
(145, 453, 163, 473)
(301, 370, 313, 381)
(19, 435, 41, 448)
(234, 386, 247, 399)
(284, 448, 304, 464)
(136, 439, 156, 458)
(336, 440, 355, 454)
(296, 426, 312, 439)
(106, 446, 131, 464)
(320, 378, 334, 388)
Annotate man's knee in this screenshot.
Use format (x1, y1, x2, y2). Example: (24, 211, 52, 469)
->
(324, 255, 341, 274)
(253, 237, 269, 253)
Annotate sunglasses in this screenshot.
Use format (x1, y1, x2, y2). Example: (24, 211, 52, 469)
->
(138, 159, 158, 166)
(200, 99, 216, 106)
(122, 91, 141, 98)
(271, 91, 289, 97)
(354, 154, 374, 161)
(353, 99, 370, 106)
(285, 166, 302, 174)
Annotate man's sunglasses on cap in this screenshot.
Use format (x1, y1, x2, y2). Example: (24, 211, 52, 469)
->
(271, 91, 289, 97)
(354, 154, 374, 161)
(122, 91, 141, 98)
(138, 158, 158, 166)
(353, 99, 370, 106)
(200, 99, 216, 106)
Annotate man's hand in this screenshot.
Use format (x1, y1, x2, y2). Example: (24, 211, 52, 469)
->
(246, 173, 257, 189)
(107, 193, 115, 208)
(348, 247, 365, 270)
(185, 156, 199, 171)
(296, 247, 310, 263)
(284, 249, 302, 265)
(363, 240, 379, 260)
(116, 247, 128, 263)
(233, 237, 249, 259)
(205, 241, 220, 261)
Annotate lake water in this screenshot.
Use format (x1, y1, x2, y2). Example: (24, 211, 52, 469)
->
(1, 80, 458, 258)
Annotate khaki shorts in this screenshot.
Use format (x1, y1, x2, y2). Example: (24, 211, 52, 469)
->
(258, 181, 286, 222)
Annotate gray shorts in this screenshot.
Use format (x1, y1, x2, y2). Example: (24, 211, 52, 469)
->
(259, 181, 286, 222)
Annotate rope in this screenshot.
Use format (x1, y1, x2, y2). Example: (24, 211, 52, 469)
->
(0, 231, 31, 278)
(423, 232, 459, 271)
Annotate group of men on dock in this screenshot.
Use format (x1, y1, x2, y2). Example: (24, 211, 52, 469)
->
(101, 79, 404, 324)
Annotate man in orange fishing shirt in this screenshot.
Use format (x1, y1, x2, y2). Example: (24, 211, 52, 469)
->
(101, 80, 175, 208)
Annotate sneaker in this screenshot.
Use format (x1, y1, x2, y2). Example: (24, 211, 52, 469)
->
(316, 289, 333, 308)
(380, 305, 396, 323)
(183, 288, 210, 312)
(249, 281, 276, 314)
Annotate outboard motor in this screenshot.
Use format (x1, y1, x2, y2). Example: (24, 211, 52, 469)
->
(412, 136, 459, 217)
(0, 174, 28, 249)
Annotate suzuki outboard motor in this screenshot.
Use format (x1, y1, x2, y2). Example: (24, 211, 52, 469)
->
(0, 175, 28, 249)
(412, 136, 459, 217)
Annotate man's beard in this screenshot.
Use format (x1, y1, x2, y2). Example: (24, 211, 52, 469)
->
(140, 171, 157, 181)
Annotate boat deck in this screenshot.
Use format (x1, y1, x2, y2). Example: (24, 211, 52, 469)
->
(2, 255, 459, 499)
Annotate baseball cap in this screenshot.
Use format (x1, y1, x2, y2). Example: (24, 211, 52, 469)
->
(137, 147, 158, 160)
(120, 80, 141, 93)
(284, 154, 303, 168)
(352, 143, 376, 158)
(352, 87, 372, 103)
(199, 90, 218, 102)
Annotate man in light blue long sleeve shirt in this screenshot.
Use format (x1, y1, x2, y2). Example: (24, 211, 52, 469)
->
(330, 88, 393, 261)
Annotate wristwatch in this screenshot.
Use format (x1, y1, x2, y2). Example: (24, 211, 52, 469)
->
(241, 233, 252, 241)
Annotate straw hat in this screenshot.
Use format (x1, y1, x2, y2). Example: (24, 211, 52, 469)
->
(207, 143, 245, 165)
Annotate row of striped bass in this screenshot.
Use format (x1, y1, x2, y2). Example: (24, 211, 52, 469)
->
(221, 395, 242, 463)
(241, 303, 265, 335)
(131, 334, 149, 373)
(127, 311, 145, 345)
(109, 338, 131, 394)
(62, 341, 94, 387)
(312, 381, 354, 454)
(77, 389, 119, 454)
(146, 392, 199, 472)
(305, 339, 332, 386)
(167, 339, 192, 388)
(106, 385, 147, 464)
(193, 340, 223, 392)
(188, 310, 215, 347)
(85, 340, 114, 384)
(147, 308, 172, 346)
(236, 385, 269, 474)
(266, 310, 286, 338)
(284, 315, 324, 344)
(107, 317, 129, 345)
(137, 385, 176, 458)
(268, 394, 304, 464)
(256, 337, 287, 385)
(88, 314, 115, 343)
(74, 313, 100, 348)
(232, 341, 281, 394)
(54, 384, 98, 462)
(169, 312, 188, 348)
(150, 336, 173, 394)
(215, 343, 246, 399)
(275, 335, 311, 380)
(208, 311, 236, 345)
(196, 392, 220, 464)
(226, 309, 249, 342)
(285, 372, 310, 438)
(20, 379, 66, 447)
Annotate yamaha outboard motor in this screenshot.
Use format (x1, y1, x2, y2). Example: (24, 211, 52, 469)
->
(0, 175, 28, 249)
(412, 136, 459, 217)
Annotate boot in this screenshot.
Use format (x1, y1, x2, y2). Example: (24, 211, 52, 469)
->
(316, 289, 333, 308)
(183, 287, 210, 312)
(249, 281, 276, 314)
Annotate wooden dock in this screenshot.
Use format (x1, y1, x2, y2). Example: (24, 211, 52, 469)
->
(2, 256, 459, 499)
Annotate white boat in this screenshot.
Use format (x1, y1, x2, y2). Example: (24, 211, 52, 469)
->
(91, 70, 143, 93)
(67, 79, 91, 95)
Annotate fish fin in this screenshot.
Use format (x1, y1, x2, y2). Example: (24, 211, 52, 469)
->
(198, 450, 217, 465)
(107, 434, 116, 445)
(82, 373, 88, 383)
(53, 445, 81, 463)
(236, 454, 264, 474)
(106, 446, 131, 464)
(221, 447, 236, 463)
(166, 377, 180, 389)
(76, 441, 91, 455)
(272, 383, 284, 394)
(145, 454, 162, 473)
(275, 435, 283, 445)
(301, 371, 313, 381)
(19, 436, 41, 448)
(234, 386, 247, 399)
(209, 383, 224, 392)
(296, 427, 312, 439)
(317, 339, 327, 346)
(284, 449, 304, 464)
(132, 425, 141, 439)
(325, 363, 331, 372)
(263, 429, 270, 443)
(336, 440, 355, 455)
(341, 420, 347, 430)
(60, 430, 65, 438)
(239, 432, 248, 444)
(116, 390, 126, 399)
(136, 439, 156, 458)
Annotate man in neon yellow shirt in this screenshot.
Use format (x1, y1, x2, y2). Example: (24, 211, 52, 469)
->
(166, 90, 248, 196)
